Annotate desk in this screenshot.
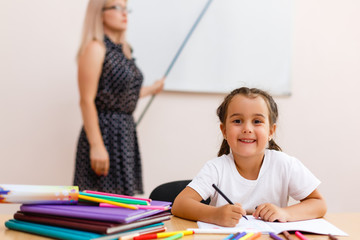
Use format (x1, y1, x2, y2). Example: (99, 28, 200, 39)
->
(0, 213, 358, 240)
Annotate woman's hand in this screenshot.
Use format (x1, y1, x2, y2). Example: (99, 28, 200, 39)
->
(151, 77, 165, 94)
(253, 203, 289, 222)
(139, 77, 165, 98)
(214, 203, 246, 227)
(90, 145, 110, 176)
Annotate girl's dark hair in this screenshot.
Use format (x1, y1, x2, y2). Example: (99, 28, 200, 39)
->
(217, 87, 282, 156)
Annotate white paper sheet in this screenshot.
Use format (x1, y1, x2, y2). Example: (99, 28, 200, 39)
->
(189, 215, 348, 236)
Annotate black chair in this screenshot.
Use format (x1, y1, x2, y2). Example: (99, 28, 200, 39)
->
(149, 180, 210, 205)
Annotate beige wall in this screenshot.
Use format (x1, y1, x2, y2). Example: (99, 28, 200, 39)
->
(1, 0, 359, 214)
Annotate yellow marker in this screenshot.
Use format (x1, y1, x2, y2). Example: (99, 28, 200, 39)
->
(239, 232, 254, 240)
(78, 194, 138, 210)
(157, 230, 194, 238)
(163, 233, 184, 240)
(247, 232, 262, 240)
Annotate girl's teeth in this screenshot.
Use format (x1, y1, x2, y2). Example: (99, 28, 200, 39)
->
(241, 139, 254, 143)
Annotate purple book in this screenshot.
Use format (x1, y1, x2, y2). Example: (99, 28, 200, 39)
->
(20, 200, 171, 224)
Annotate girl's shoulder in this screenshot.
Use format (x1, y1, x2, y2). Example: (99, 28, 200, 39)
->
(204, 154, 235, 170)
(265, 149, 299, 167)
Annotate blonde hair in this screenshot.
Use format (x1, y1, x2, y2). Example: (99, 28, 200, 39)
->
(76, 0, 109, 60)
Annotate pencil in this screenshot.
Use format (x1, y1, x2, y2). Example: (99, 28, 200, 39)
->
(212, 184, 248, 220)
(78, 194, 138, 210)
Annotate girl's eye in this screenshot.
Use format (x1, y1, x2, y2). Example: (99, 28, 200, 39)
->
(254, 119, 263, 124)
(233, 119, 242, 124)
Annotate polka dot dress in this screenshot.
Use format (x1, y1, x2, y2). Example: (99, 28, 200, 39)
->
(74, 35, 144, 195)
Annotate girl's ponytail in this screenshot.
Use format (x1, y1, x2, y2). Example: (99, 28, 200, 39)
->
(218, 139, 230, 157)
(268, 139, 282, 151)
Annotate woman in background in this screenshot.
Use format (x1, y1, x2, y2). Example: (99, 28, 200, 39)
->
(74, 0, 164, 195)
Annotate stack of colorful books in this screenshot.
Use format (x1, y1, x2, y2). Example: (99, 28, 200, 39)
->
(1, 185, 172, 240)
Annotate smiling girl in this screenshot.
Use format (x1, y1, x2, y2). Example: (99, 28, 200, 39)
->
(171, 87, 327, 227)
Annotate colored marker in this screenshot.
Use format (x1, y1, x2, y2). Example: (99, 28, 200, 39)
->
(247, 232, 262, 240)
(328, 234, 339, 240)
(269, 232, 283, 240)
(212, 184, 248, 220)
(99, 203, 169, 210)
(230, 232, 246, 240)
(223, 234, 234, 240)
(295, 231, 310, 240)
(80, 192, 149, 205)
(134, 230, 194, 240)
(119, 227, 166, 240)
(163, 233, 183, 240)
(78, 194, 138, 210)
(239, 232, 254, 240)
(282, 230, 295, 240)
(83, 190, 151, 202)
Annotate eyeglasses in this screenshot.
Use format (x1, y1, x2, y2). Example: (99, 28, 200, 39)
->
(102, 5, 132, 14)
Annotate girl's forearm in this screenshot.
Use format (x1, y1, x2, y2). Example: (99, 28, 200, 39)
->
(172, 198, 218, 224)
(284, 198, 327, 221)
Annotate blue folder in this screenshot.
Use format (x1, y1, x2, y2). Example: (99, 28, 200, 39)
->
(6, 219, 103, 240)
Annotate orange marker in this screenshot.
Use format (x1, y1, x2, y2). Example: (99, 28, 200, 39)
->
(247, 232, 262, 240)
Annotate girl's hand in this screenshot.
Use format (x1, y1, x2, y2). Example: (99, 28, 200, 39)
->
(90, 145, 110, 176)
(214, 203, 246, 227)
(253, 203, 289, 222)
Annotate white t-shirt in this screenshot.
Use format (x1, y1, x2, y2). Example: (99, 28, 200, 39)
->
(188, 149, 320, 212)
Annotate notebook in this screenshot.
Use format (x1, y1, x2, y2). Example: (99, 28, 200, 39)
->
(13, 211, 171, 234)
(20, 200, 171, 223)
(6, 219, 164, 240)
(5, 219, 102, 240)
(189, 215, 348, 236)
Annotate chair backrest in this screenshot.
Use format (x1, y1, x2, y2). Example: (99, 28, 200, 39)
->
(149, 180, 191, 203)
(149, 180, 210, 205)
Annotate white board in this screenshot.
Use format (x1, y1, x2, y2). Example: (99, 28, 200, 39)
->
(127, 0, 293, 95)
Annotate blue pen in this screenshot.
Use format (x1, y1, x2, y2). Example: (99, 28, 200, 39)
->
(232, 232, 247, 240)
(0, 190, 10, 195)
(229, 232, 241, 240)
(223, 234, 234, 240)
(269, 232, 283, 240)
